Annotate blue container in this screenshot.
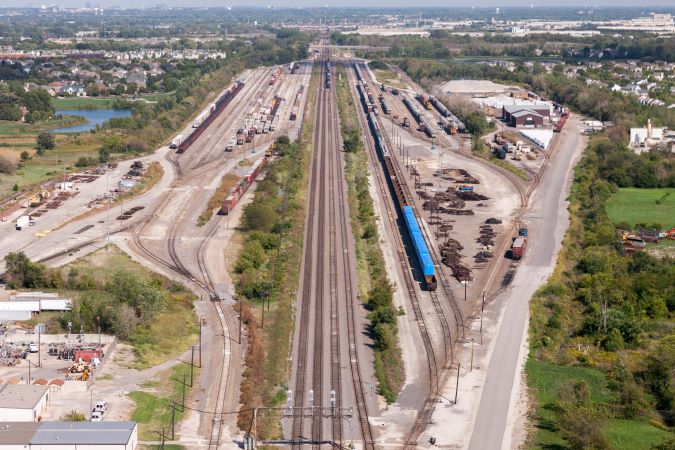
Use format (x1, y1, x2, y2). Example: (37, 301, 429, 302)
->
(403, 206, 435, 277)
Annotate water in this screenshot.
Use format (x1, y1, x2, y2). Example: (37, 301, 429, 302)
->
(51, 109, 132, 133)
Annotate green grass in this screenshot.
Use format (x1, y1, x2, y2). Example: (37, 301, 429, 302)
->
(53, 97, 116, 110)
(129, 364, 196, 440)
(526, 358, 673, 449)
(527, 359, 614, 405)
(527, 359, 612, 448)
(605, 419, 672, 450)
(606, 188, 675, 229)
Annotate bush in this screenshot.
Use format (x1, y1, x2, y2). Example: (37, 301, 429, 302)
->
(20, 151, 29, 161)
(75, 156, 98, 168)
(0, 155, 17, 174)
(37, 132, 56, 151)
(60, 410, 87, 422)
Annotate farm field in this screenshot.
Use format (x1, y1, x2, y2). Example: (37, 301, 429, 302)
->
(605, 187, 675, 229)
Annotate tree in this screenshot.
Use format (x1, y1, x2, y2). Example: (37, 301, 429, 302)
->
(106, 270, 166, 320)
(242, 202, 278, 232)
(3, 252, 47, 288)
(37, 132, 55, 151)
(20, 151, 29, 161)
(86, 83, 100, 97)
(114, 84, 126, 96)
(0, 92, 21, 121)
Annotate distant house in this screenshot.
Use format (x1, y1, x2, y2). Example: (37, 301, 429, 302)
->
(125, 72, 147, 88)
(59, 85, 86, 97)
(109, 66, 128, 79)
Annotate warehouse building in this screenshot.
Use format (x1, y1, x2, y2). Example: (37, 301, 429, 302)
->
(502, 104, 550, 128)
(0, 422, 138, 450)
(0, 385, 50, 422)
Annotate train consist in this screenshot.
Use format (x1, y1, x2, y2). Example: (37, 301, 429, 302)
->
(219, 156, 268, 215)
(428, 95, 466, 135)
(402, 95, 435, 138)
(325, 60, 332, 89)
(176, 80, 244, 154)
(353, 62, 437, 291)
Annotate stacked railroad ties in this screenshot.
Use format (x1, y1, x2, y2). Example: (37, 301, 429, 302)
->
(354, 62, 438, 291)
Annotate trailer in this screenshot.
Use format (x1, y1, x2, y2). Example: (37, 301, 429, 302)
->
(15, 215, 32, 230)
(512, 236, 527, 259)
(169, 134, 185, 149)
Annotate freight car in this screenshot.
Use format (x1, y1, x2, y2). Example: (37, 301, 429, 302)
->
(219, 156, 268, 215)
(429, 96, 466, 132)
(177, 81, 244, 154)
(403, 205, 438, 289)
(357, 68, 438, 290)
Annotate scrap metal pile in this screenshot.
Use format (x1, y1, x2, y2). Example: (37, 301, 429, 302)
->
(440, 237, 472, 281)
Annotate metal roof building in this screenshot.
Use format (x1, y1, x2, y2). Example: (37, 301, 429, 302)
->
(0, 422, 138, 450)
(0, 385, 50, 422)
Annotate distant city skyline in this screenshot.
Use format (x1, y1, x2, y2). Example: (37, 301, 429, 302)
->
(5, 1, 675, 9)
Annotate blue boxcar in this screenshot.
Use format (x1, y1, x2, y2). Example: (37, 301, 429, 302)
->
(403, 206, 437, 289)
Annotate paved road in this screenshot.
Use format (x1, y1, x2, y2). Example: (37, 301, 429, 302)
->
(468, 116, 586, 450)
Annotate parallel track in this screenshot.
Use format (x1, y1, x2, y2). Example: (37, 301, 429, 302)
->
(347, 61, 441, 441)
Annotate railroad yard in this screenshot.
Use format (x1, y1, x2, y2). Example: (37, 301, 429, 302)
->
(0, 41, 587, 450)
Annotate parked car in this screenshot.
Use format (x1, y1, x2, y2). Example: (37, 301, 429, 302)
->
(90, 411, 102, 422)
(28, 343, 38, 353)
(94, 401, 108, 413)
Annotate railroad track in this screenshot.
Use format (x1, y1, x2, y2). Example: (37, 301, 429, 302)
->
(347, 61, 442, 441)
(291, 54, 323, 448)
(292, 47, 375, 450)
(328, 62, 375, 450)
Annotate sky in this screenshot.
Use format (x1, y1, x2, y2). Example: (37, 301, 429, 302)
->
(7, 0, 675, 8)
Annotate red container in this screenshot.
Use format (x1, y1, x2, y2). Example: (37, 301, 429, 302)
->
(220, 195, 237, 215)
(73, 349, 102, 362)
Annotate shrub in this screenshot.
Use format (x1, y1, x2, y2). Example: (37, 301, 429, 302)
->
(0, 155, 17, 174)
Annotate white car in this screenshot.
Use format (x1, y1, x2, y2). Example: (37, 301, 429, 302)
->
(94, 401, 107, 413)
(28, 343, 38, 353)
(90, 411, 102, 422)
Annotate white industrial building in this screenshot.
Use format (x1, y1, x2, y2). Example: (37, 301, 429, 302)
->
(630, 119, 670, 153)
(0, 422, 138, 450)
(0, 385, 50, 422)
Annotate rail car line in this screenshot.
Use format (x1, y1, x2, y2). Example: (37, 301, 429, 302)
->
(347, 61, 442, 427)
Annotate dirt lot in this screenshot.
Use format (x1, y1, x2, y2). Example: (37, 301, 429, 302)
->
(393, 125, 519, 299)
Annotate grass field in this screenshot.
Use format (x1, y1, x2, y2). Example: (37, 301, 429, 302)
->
(604, 419, 671, 450)
(372, 68, 408, 89)
(526, 358, 672, 449)
(606, 188, 675, 229)
(53, 97, 117, 110)
(129, 364, 196, 440)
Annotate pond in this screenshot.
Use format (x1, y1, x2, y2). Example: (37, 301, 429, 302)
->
(51, 109, 132, 133)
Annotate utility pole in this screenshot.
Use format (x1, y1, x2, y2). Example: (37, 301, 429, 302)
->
(198, 318, 202, 367)
(454, 363, 461, 404)
(470, 338, 475, 371)
(190, 346, 194, 386)
(105, 162, 110, 249)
